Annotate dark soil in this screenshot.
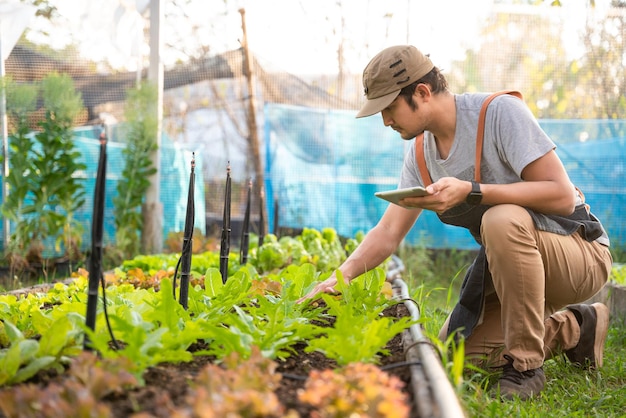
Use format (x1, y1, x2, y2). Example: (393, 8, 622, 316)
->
(1, 303, 417, 418)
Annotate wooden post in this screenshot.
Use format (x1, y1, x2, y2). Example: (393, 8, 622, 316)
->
(238, 8, 267, 236)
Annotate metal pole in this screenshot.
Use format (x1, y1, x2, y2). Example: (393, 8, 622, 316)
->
(0, 34, 10, 248)
(143, 0, 164, 254)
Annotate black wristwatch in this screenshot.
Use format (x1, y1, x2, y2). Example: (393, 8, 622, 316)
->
(466, 181, 482, 205)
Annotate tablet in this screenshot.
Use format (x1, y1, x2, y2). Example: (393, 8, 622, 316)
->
(375, 186, 430, 205)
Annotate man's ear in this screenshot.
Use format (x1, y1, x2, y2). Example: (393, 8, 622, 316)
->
(415, 83, 432, 100)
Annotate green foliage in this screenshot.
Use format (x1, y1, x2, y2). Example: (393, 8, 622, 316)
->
(0, 284, 87, 387)
(610, 244, 626, 264)
(0, 228, 409, 378)
(200, 294, 319, 361)
(254, 233, 289, 271)
(1, 78, 38, 266)
(82, 279, 205, 376)
(0, 321, 58, 386)
(250, 227, 349, 273)
(429, 327, 468, 389)
(344, 230, 365, 255)
(121, 252, 181, 272)
(6, 229, 624, 415)
(448, 2, 625, 121)
(113, 81, 158, 259)
(610, 263, 626, 286)
(3, 77, 38, 118)
(40, 72, 83, 127)
(306, 270, 415, 366)
(0, 351, 137, 418)
(5, 73, 86, 262)
(2, 72, 86, 266)
(0, 228, 418, 415)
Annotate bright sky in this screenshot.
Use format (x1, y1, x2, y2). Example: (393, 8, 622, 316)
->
(17, 0, 612, 75)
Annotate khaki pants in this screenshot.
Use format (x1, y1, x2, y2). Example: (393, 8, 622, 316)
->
(439, 205, 612, 371)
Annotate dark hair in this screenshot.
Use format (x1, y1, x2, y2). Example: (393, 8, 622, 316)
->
(398, 66, 448, 110)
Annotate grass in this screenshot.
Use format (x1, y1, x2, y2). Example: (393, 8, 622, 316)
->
(610, 264, 626, 286)
(400, 245, 626, 418)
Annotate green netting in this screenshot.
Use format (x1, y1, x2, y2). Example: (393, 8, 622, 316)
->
(264, 104, 626, 249)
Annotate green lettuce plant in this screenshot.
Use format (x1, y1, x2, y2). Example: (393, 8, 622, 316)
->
(0, 351, 137, 418)
(0, 228, 415, 417)
(305, 270, 415, 366)
(0, 321, 56, 386)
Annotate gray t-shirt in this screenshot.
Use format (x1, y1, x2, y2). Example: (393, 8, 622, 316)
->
(398, 93, 557, 188)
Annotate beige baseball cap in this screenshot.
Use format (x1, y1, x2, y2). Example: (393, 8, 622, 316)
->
(356, 45, 434, 118)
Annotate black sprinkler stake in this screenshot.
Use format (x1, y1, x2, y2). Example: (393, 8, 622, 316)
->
(178, 153, 195, 309)
(84, 126, 107, 350)
(220, 163, 232, 283)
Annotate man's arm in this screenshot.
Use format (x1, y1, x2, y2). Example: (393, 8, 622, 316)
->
(296, 203, 421, 302)
(479, 150, 576, 215)
(402, 150, 576, 216)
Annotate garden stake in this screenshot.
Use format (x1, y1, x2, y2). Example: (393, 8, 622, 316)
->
(240, 179, 252, 265)
(220, 163, 232, 283)
(84, 126, 107, 350)
(177, 153, 195, 309)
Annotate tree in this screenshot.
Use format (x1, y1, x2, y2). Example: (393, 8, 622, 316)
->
(448, 2, 625, 122)
(448, 7, 572, 119)
(577, 1, 626, 120)
(113, 82, 158, 260)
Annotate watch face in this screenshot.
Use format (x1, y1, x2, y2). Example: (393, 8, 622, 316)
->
(466, 181, 482, 205)
(467, 192, 482, 205)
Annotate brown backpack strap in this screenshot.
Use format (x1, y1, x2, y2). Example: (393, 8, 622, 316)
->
(475, 90, 523, 182)
(414, 133, 432, 186)
(415, 90, 523, 185)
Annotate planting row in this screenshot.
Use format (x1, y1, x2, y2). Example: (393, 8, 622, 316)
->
(0, 228, 418, 417)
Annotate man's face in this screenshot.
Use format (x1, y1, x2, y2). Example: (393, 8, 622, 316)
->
(380, 93, 425, 141)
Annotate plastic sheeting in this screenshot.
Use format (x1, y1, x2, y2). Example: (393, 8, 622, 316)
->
(264, 104, 626, 249)
(0, 126, 206, 256)
(76, 127, 207, 251)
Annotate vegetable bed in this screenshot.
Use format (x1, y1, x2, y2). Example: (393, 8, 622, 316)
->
(0, 228, 422, 417)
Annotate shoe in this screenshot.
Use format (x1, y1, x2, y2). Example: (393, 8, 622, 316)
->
(498, 354, 546, 400)
(565, 302, 609, 369)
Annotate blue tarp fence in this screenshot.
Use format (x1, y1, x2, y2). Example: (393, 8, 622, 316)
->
(264, 104, 626, 250)
(0, 126, 206, 257)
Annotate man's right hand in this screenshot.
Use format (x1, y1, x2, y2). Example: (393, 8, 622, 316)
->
(296, 274, 345, 304)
